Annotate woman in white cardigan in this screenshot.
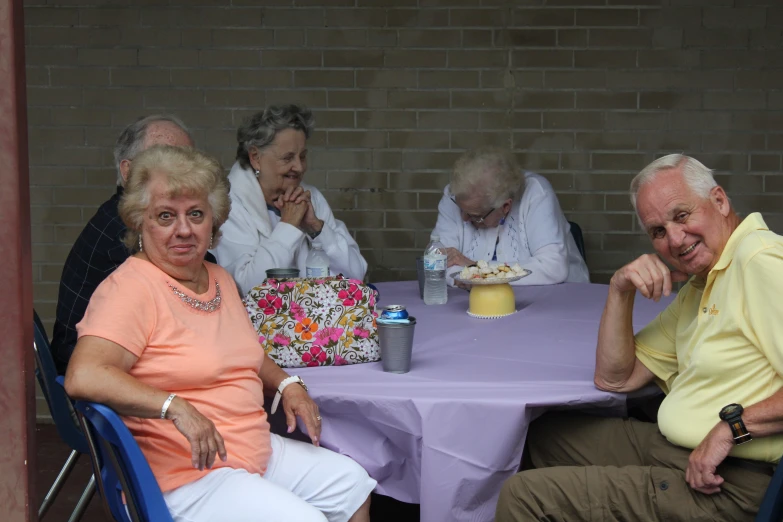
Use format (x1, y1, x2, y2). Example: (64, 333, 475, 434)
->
(433, 147, 589, 287)
(213, 105, 367, 295)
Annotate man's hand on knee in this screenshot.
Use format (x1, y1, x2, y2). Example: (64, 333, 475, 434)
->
(685, 422, 734, 495)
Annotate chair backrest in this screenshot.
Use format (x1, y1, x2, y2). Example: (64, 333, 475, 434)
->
(568, 221, 587, 263)
(755, 463, 783, 522)
(33, 310, 90, 454)
(73, 399, 174, 522)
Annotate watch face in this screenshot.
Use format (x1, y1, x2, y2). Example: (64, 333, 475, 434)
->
(720, 403, 743, 420)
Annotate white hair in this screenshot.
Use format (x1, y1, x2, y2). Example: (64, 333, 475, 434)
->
(450, 147, 524, 207)
(630, 154, 718, 212)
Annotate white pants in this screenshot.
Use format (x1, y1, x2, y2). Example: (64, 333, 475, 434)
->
(162, 434, 376, 522)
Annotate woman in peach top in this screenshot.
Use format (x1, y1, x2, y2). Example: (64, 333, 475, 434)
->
(65, 145, 375, 522)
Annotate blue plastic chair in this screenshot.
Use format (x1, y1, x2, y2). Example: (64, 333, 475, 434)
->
(71, 397, 174, 522)
(755, 463, 783, 521)
(33, 311, 96, 521)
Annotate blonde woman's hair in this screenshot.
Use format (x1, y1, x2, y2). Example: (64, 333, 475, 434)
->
(119, 145, 230, 252)
(450, 147, 525, 207)
(630, 154, 717, 212)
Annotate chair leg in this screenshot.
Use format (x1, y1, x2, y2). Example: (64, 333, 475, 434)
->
(66, 474, 96, 522)
(39, 449, 81, 519)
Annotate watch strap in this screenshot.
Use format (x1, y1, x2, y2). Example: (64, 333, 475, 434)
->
(271, 376, 306, 414)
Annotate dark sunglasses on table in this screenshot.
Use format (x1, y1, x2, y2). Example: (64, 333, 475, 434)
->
(450, 196, 495, 224)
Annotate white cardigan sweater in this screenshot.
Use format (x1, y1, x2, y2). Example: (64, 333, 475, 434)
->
(213, 161, 367, 295)
(433, 171, 590, 286)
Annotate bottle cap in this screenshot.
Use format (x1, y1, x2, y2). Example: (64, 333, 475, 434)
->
(430, 233, 440, 241)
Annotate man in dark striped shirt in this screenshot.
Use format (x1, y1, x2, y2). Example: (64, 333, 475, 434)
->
(50, 115, 205, 374)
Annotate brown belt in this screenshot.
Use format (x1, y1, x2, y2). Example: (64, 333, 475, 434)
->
(723, 456, 776, 477)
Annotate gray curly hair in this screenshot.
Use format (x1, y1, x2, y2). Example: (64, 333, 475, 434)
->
(235, 104, 315, 170)
(113, 114, 191, 186)
(450, 147, 525, 207)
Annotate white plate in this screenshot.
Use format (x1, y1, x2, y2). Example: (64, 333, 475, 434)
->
(450, 268, 532, 286)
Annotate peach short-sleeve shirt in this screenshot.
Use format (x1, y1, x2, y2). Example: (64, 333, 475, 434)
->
(77, 256, 271, 493)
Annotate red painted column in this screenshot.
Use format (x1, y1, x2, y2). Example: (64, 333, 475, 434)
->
(0, 0, 35, 521)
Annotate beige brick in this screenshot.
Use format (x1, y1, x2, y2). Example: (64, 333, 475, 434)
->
(388, 90, 449, 109)
(750, 154, 781, 172)
(51, 108, 113, 126)
(295, 70, 354, 88)
(211, 28, 275, 47)
(326, 8, 386, 27)
(356, 191, 417, 209)
(402, 151, 460, 170)
(589, 28, 651, 47)
(145, 89, 205, 108)
(306, 29, 366, 47)
(765, 175, 783, 193)
(204, 89, 265, 108)
(368, 29, 398, 47)
(53, 187, 114, 206)
(449, 50, 508, 68)
(606, 112, 667, 131)
(576, 8, 638, 27)
(713, 174, 764, 194)
(516, 91, 574, 109)
(389, 171, 450, 191)
(30, 205, 83, 225)
(497, 29, 557, 47)
(418, 111, 479, 129)
(510, 112, 542, 130)
(558, 193, 604, 212)
(575, 132, 638, 151)
(385, 50, 447, 68)
(27, 87, 82, 106)
(451, 90, 510, 109)
(419, 71, 480, 89)
(327, 130, 388, 149)
(565, 212, 634, 233)
(513, 50, 572, 67)
(333, 210, 384, 228)
(26, 26, 90, 46)
(702, 134, 766, 153)
(704, 92, 766, 111)
(517, 152, 559, 171)
(200, 50, 261, 68)
(652, 27, 683, 49)
(560, 152, 590, 170)
(78, 7, 140, 25)
(638, 50, 699, 68)
(29, 165, 85, 185)
(262, 50, 321, 67)
(576, 92, 637, 110)
(574, 173, 634, 192)
(328, 171, 387, 189)
(118, 27, 182, 47)
(398, 29, 461, 48)
(730, 195, 782, 213)
(733, 112, 783, 132)
(324, 50, 385, 68)
(328, 90, 387, 108)
(683, 28, 748, 48)
(321, 190, 356, 210)
(25, 7, 79, 25)
(26, 66, 50, 86)
(372, 150, 403, 170)
(514, 132, 574, 151)
(357, 111, 416, 129)
(703, 7, 765, 28)
(575, 50, 636, 68)
(30, 225, 55, 244)
(637, 133, 701, 153)
(389, 131, 449, 149)
(558, 28, 588, 47)
(592, 153, 648, 171)
(387, 9, 449, 27)
(385, 210, 439, 229)
(690, 153, 749, 173)
(640, 7, 702, 28)
(230, 70, 292, 88)
(301, 107, 351, 126)
(357, 70, 417, 88)
(544, 112, 603, 131)
(639, 92, 700, 110)
(418, 192, 442, 210)
(449, 8, 504, 26)
(48, 68, 105, 86)
(463, 29, 493, 47)
(545, 70, 606, 89)
(276, 29, 306, 46)
(355, 231, 417, 250)
(451, 131, 510, 149)
(171, 69, 230, 87)
(310, 150, 372, 169)
(607, 70, 734, 90)
(513, 8, 575, 27)
(78, 49, 138, 66)
(26, 48, 78, 66)
(111, 68, 171, 86)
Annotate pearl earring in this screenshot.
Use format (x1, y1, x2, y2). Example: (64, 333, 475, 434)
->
(138, 235, 143, 252)
(254, 169, 260, 178)
(209, 234, 213, 249)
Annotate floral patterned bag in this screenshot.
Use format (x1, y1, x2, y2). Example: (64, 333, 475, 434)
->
(244, 275, 380, 368)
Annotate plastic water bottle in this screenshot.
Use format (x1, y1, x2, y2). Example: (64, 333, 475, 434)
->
(423, 234, 448, 305)
(306, 243, 330, 277)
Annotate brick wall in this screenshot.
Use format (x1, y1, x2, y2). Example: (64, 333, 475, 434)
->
(26, 0, 783, 334)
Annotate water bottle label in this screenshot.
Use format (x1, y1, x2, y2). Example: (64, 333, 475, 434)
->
(424, 254, 446, 271)
(306, 267, 329, 277)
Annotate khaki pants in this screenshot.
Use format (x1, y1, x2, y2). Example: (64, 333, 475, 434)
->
(496, 413, 772, 522)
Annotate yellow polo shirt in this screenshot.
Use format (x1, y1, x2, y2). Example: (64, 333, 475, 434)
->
(635, 213, 783, 463)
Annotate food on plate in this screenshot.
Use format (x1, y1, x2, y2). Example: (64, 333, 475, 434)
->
(458, 262, 527, 281)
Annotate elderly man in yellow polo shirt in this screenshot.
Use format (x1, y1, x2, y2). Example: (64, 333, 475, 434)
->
(496, 153, 783, 522)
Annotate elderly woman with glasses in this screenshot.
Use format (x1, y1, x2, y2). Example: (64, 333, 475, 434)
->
(433, 147, 589, 286)
(213, 104, 367, 295)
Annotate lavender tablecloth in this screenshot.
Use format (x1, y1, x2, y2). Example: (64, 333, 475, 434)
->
(296, 282, 673, 522)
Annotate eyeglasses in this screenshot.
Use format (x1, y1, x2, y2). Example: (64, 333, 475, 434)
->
(450, 197, 496, 224)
